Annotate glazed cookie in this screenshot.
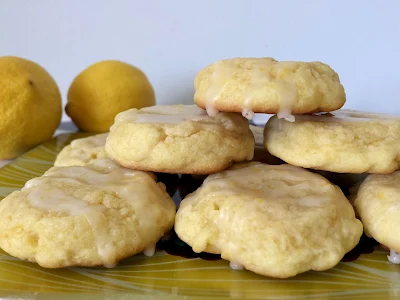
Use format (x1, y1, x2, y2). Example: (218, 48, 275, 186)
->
(105, 105, 254, 174)
(0, 158, 176, 268)
(264, 110, 400, 174)
(175, 162, 362, 278)
(353, 171, 400, 264)
(194, 57, 345, 121)
(54, 133, 108, 167)
(54, 134, 180, 197)
(249, 125, 283, 165)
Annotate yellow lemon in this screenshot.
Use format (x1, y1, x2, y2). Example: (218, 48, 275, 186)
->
(0, 56, 62, 160)
(66, 60, 155, 132)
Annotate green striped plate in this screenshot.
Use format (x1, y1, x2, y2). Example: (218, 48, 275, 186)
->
(0, 133, 399, 299)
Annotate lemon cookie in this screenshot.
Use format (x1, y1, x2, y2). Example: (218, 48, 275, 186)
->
(54, 133, 108, 167)
(194, 57, 345, 121)
(0, 158, 175, 268)
(353, 171, 400, 263)
(175, 162, 362, 278)
(264, 110, 400, 174)
(249, 125, 283, 165)
(105, 105, 254, 174)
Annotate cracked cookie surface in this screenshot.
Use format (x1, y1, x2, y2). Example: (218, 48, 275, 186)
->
(105, 105, 254, 174)
(264, 110, 400, 174)
(0, 158, 175, 268)
(175, 162, 363, 278)
(194, 57, 345, 121)
(54, 133, 108, 167)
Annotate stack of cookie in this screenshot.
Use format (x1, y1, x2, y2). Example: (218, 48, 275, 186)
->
(175, 58, 363, 278)
(0, 57, 398, 280)
(262, 108, 400, 265)
(192, 58, 400, 271)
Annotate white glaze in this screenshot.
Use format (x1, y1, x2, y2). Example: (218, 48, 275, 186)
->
(203, 59, 299, 121)
(274, 63, 298, 122)
(26, 183, 115, 266)
(204, 61, 231, 117)
(120, 105, 210, 125)
(229, 261, 244, 270)
(388, 250, 400, 264)
(143, 245, 156, 257)
(241, 67, 269, 120)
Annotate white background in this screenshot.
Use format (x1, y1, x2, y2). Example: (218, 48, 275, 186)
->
(1, 0, 399, 121)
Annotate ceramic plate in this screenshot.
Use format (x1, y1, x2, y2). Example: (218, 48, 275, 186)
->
(0, 133, 399, 300)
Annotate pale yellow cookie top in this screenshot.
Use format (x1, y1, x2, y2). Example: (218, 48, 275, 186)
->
(194, 57, 345, 121)
(182, 162, 346, 209)
(54, 133, 108, 167)
(111, 104, 250, 133)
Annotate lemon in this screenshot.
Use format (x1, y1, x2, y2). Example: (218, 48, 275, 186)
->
(66, 60, 155, 132)
(0, 56, 62, 160)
